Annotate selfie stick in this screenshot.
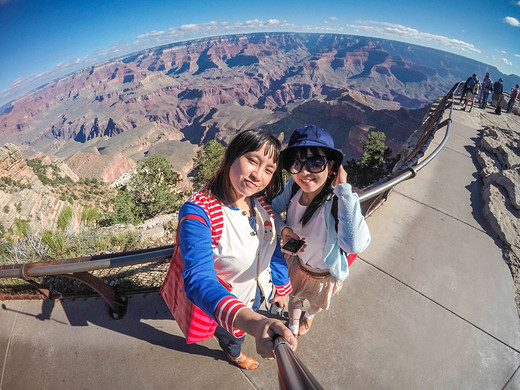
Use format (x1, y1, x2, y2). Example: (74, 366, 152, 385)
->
(274, 337, 324, 390)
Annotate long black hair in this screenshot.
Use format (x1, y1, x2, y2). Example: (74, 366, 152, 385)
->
(205, 129, 283, 204)
(285, 146, 338, 226)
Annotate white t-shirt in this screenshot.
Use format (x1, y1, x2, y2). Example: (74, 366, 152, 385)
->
(214, 202, 275, 306)
(286, 190, 329, 270)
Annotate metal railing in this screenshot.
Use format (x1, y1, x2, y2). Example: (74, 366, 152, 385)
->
(0, 246, 174, 318)
(358, 82, 458, 216)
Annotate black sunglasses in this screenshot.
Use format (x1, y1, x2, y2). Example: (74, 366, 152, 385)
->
(288, 156, 328, 174)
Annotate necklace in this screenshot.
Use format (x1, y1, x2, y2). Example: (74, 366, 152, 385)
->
(233, 197, 252, 216)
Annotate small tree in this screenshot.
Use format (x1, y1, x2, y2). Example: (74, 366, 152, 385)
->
(346, 131, 392, 188)
(110, 190, 139, 225)
(109, 156, 187, 224)
(192, 139, 225, 190)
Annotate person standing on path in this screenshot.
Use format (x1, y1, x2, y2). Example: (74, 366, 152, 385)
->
(479, 73, 493, 109)
(492, 78, 504, 113)
(462, 74, 479, 112)
(459, 74, 473, 105)
(506, 84, 519, 114)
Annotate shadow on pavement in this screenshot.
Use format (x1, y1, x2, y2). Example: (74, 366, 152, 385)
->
(3, 293, 227, 363)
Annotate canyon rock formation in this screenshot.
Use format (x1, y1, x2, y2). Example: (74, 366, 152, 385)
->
(0, 144, 82, 235)
(0, 32, 497, 184)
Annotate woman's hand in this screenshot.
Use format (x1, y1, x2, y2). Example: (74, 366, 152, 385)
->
(335, 165, 347, 186)
(281, 227, 300, 246)
(270, 292, 287, 308)
(234, 309, 297, 359)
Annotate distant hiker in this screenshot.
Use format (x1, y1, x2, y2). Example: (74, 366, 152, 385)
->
(459, 75, 474, 105)
(479, 73, 493, 109)
(506, 84, 519, 113)
(492, 79, 504, 105)
(271, 125, 371, 338)
(161, 129, 295, 370)
(492, 79, 504, 115)
(462, 74, 479, 112)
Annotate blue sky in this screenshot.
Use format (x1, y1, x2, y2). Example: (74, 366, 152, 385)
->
(1, 0, 519, 106)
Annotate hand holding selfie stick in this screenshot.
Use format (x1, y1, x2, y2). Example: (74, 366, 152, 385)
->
(274, 337, 324, 390)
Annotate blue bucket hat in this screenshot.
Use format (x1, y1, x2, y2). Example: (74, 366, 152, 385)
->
(281, 124, 344, 172)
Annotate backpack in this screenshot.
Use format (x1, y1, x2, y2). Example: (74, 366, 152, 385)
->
(472, 82, 480, 95)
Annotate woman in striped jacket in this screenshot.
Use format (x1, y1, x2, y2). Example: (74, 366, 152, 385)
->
(178, 129, 296, 370)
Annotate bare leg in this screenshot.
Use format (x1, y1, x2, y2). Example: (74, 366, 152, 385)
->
(288, 295, 303, 335)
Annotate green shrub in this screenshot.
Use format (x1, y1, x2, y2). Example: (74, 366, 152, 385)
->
(57, 205, 73, 231)
(14, 218, 30, 237)
(109, 230, 139, 251)
(42, 230, 68, 259)
(109, 190, 139, 225)
(81, 206, 101, 226)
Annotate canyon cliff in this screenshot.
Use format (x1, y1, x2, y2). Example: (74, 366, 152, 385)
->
(1, 32, 479, 184)
(3, 32, 487, 236)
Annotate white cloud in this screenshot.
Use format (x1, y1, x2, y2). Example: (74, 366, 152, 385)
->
(329, 17, 338, 21)
(179, 23, 200, 31)
(346, 21, 481, 54)
(504, 16, 520, 27)
(515, 54, 520, 57)
(502, 57, 513, 66)
(136, 30, 165, 39)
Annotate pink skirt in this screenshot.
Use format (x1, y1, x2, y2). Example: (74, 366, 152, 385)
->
(286, 254, 343, 311)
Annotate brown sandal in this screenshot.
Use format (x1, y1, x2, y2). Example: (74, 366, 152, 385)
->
(227, 353, 260, 370)
(298, 316, 314, 336)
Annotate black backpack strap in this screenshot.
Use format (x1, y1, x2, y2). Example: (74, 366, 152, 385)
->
(290, 181, 299, 198)
(331, 195, 339, 232)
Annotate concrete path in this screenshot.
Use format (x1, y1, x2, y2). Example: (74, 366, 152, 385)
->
(1, 106, 519, 389)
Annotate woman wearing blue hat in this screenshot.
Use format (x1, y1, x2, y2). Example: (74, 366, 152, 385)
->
(272, 125, 371, 337)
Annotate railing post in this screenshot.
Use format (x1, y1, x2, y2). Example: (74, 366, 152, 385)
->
(61, 272, 128, 319)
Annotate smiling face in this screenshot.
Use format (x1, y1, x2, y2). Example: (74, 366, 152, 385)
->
(289, 148, 334, 201)
(228, 144, 277, 202)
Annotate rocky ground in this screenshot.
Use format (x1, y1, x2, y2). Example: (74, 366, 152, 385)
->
(472, 105, 520, 316)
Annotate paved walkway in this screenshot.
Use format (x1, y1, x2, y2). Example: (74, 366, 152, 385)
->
(1, 106, 519, 389)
